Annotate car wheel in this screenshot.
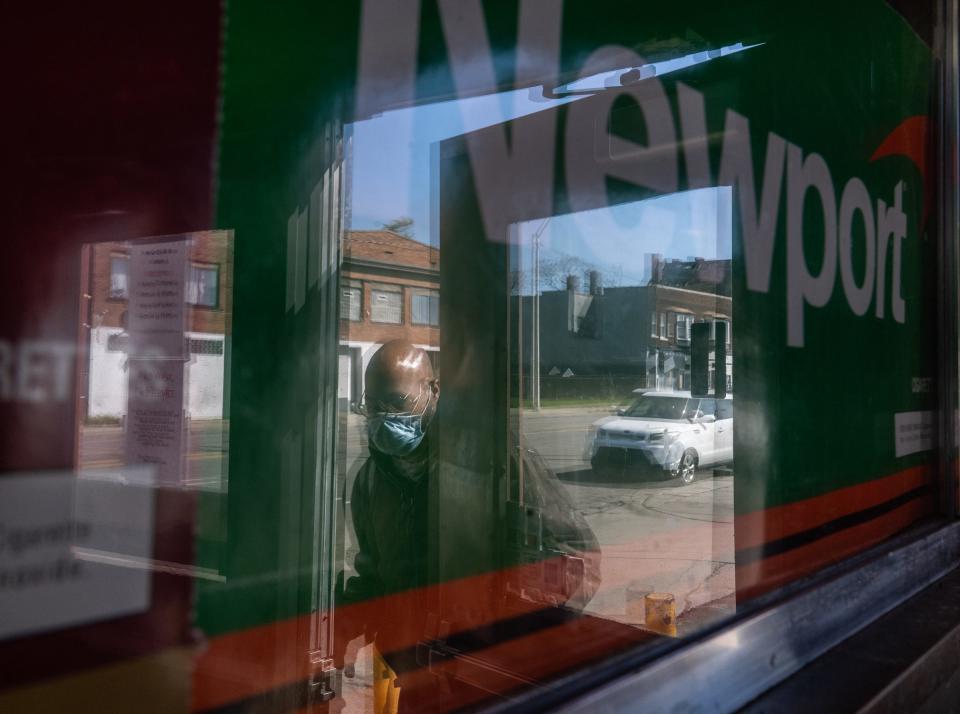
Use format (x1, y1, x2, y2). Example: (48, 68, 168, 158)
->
(677, 449, 697, 484)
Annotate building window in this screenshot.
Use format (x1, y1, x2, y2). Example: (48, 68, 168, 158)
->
(659, 312, 667, 339)
(371, 286, 402, 324)
(710, 318, 731, 344)
(667, 312, 676, 339)
(189, 338, 225, 355)
(109, 255, 128, 299)
(188, 264, 219, 308)
(651, 311, 658, 337)
(341, 284, 362, 321)
(676, 314, 693, 343)
(411, 289, 439, 326)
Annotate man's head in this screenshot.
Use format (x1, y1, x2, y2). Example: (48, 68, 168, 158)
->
(363, 340, 438, 456)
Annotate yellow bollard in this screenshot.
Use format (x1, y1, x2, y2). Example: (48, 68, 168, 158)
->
(372, 647, 400, 714)
(644, 592, 678, 637)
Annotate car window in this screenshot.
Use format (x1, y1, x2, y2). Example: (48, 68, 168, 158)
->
(699, 399, 717, 417)
(717, 399, 733, 420)
(623, 396, 688, 420)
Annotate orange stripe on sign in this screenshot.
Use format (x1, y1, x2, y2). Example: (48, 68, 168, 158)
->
(191, 617, 307, 711)
(415, 613, 658, 710)
(736, 490, 935, 600)
(735, 465, 932, 551)
(192, 557, 600, 712)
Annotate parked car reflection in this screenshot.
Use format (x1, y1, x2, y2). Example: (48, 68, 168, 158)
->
(586, 391, 733, 483)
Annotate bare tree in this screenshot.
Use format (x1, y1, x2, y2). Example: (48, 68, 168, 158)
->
(380, 216, 415, 237)
(538, 254, 600, 291)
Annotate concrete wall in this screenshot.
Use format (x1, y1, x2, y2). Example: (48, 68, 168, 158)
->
(87, 327, 226, 419)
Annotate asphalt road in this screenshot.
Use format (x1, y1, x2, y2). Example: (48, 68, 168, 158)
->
(342, 407, 735, 629)
(500, 407, 733, 628)
(78, 419, 229, 488)
(81, 407, 735, 631)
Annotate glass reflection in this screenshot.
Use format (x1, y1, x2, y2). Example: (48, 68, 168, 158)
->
(77, 231, 233, 491)
(512, 190, 734, 630)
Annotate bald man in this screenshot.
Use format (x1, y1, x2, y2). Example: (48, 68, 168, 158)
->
(334, 339, 599, 710)
(334, 340, 439, 698)
(361, 339, 438, 465)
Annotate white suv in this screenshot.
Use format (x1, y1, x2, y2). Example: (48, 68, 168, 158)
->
(585, 390, 733, 484)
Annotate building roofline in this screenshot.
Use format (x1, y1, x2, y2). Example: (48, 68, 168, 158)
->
(342, 256, 440, 283)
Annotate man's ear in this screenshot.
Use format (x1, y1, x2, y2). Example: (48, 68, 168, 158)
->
(430, 379, 440, 399)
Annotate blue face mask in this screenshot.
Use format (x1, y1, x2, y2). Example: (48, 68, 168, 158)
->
(367, 413, 425, 456)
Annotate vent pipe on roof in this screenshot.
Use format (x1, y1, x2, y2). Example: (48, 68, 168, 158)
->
(589, 270, 603, 295)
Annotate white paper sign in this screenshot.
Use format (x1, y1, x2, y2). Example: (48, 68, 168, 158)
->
(894, 411, 935, 457)
(125, 239, 189, 484)
(0, 471, 154, 640)
(125, 359, 187, 484)
(127, 241, 188, 358)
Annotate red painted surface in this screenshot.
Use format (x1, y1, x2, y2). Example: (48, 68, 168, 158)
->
(0, 2, 221, 689)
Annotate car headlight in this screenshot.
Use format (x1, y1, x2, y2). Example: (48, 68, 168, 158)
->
(649, 430, 679, 445)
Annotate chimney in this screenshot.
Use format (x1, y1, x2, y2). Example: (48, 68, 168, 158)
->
(589, 270, 603, 295)
(566, 275, 581, 293)
(649, 253, 664, 283)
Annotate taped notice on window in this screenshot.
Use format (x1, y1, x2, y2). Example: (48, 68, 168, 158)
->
(0, 470, 154, 640)
(894, 411, 935, 458)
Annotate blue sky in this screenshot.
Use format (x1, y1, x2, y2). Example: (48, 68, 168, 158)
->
(514, 187, 732, 287)
(347, 42, 748, 285)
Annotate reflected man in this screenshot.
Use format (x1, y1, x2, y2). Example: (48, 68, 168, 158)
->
(335, 339, 599, 711)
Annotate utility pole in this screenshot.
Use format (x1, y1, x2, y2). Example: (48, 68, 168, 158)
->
(531, 218, 549, 411)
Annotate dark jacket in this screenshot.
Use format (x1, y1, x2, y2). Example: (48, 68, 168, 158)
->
(343, 446, 431, 605)
(340, 439, 601, 676)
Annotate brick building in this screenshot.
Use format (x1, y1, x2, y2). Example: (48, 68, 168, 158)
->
(81, 231, 233, 419)
(338, 230, 440, 405)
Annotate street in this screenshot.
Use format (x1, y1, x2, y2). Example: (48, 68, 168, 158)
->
(342, 406, 734, 629)
(79, 406, 735, 629)
(520, 407, 734, 627)
(78, 419, 229, 489)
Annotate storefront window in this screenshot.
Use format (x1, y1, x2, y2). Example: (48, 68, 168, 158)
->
(1, 2, 956, 713)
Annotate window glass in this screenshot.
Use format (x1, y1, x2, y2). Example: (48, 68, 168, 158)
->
(322, 2, 945, 709)
(187, 264, 218, 307)
(2, 3, 951, 714)
(411, 289, 439, 326)
(370, 287, 402, 324)
(109, 255, 128, 299)
(341, 285, 362, 321)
